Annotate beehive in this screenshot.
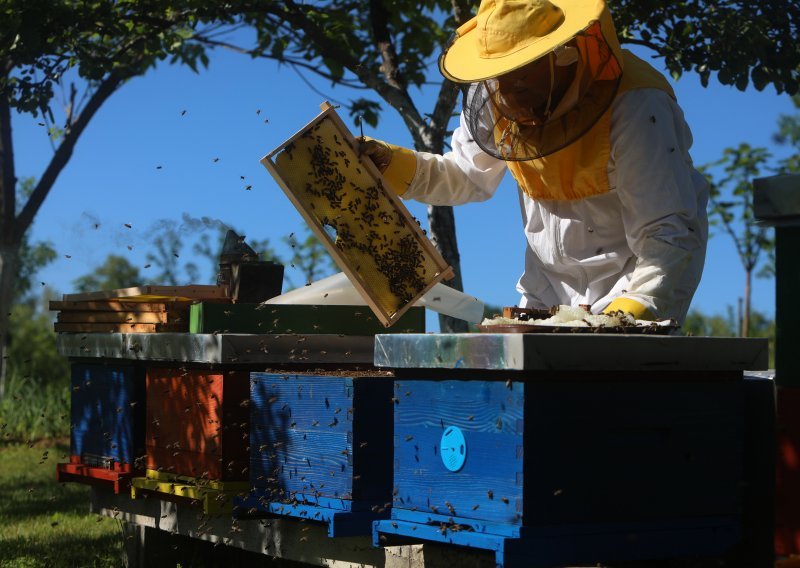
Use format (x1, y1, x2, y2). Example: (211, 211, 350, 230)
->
(236, 372, 393, 537)
(145, 368, 249, 481)
(68, 362, 146, 467)
(189, 303, 425, 335)
(57, 362, 146, 492)
(51, 299, 191, 333)
(261, 102, 452, 327)
(376, 375, 746, 567)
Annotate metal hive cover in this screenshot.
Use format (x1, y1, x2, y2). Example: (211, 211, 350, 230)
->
(261, 102, 453, 327)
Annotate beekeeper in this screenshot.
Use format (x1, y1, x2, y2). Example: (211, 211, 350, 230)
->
(362, 0, 708, 322)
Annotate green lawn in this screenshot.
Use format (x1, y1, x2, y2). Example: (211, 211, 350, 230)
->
(0, 440, 122, 568)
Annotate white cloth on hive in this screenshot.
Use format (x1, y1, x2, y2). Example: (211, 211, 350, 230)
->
(264, 272, 485, 324)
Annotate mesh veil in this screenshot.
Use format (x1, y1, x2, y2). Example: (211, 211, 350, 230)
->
(463, 21, 623, 161)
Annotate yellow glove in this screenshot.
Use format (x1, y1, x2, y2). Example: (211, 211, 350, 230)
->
(603, 297, 654, 320)
(358, 136, 417, 195)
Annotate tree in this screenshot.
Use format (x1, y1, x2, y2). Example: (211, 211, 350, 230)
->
(609, 1, 800, 94)
(204, 0, 799, 333)
(773, 94, 800, 173)
(703, 143, 774, 337)
(72, 254, 142, 293)
(144, 227, 201, 286)
(3, 1, 798, 387)
(2, 1, 296, 393)
(283, 227, 334, 289)
(683, 307, 737, 337)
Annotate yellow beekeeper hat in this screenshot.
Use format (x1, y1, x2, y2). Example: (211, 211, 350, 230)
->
(439, 0, 608, 83)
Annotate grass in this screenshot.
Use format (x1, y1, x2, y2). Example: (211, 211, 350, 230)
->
(0, 439, 122, 567)
(0, 372, 70, 442)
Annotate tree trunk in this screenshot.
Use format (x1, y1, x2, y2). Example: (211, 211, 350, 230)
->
(743, 268, 752, 338)
(427, 204, 468, 333)
(0, 241, 19, 398)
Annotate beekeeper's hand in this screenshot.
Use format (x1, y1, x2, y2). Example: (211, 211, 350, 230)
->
(358, 136, 417, 195)
(603, 297, 653, 320)
(359, 137, 394, 172)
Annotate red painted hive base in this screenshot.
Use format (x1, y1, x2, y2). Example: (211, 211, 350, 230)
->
(56, 455, 138, 494)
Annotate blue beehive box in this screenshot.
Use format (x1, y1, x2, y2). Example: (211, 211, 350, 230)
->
(69, 362, 146, 469)
(236, 373, 393, 536)
(375, 376, 745, 568)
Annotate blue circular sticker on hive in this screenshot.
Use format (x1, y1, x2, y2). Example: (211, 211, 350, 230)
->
(440, 426, 467, 472)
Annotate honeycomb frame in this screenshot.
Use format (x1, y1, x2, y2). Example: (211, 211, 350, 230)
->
(261, 102, 453, 327)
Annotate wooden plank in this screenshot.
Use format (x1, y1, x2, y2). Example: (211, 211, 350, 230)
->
(57, 311, 169, 324)
(190, 302, 425, 335)
(54, 322, 184, 333)
(62, 284, 229, 302)
(261, 102, 451, 327)
(50, 300, 177, 312)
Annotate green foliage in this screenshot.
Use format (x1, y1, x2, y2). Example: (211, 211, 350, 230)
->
(610, 0, 800, 94)
(773, 94, 800, 173)
(6, 299, 68, 388)
(284, 227, 334, 289)
(72, 254, 142, 293)
(2, 293, 69, 440)
(0, 370, 69, 440)
(16, 238, 56, 299)
(14, 178, 57, 300)
(349, 99, 383, 129)
(0, 441, 122, 567)
(682, 307, 737, 337)
(702, 143, 776, 336)
(144, 226, 200, 286)
(0, 0, 243, 115)
(704, 143, 775, 274)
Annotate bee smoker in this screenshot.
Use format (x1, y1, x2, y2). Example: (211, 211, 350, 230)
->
(217, 230, 284, 303)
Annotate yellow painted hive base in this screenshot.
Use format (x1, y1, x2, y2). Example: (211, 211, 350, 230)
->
(130, 469, 249, 515)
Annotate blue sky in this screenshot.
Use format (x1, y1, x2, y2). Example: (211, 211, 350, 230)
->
(11, 42, 798, 327)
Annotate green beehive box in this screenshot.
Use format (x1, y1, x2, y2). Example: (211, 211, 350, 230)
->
(189, 302, 424, 335)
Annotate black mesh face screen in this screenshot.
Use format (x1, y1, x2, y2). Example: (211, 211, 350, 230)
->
(463, 22, 622, 162)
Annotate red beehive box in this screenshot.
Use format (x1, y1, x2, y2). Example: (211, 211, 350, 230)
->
(145, 368, 249, 481)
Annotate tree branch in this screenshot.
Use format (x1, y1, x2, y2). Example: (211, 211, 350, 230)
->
(16, 72, 124, 236)
(368, 0, 404, 90)
(617, 36, 663, 53)
(425, 0, 472, 152)
(191, 35, 367, 89)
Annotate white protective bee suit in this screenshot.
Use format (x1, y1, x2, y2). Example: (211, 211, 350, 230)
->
(400, 87, 708, 322)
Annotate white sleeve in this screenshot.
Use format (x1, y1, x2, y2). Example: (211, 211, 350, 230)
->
(610, 89, 709, 319)
(402, 113, 508, 205)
